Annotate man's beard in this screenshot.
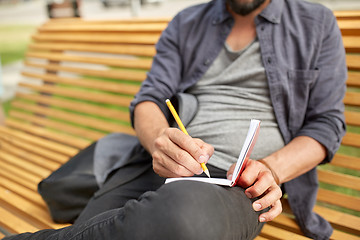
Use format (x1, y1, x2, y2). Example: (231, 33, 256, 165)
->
(226, 0, 266, 16)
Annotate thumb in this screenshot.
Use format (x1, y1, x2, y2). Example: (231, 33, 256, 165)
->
(227, 163, 236, 180)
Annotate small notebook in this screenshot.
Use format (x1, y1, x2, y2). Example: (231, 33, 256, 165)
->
(165, 119, 261, 187)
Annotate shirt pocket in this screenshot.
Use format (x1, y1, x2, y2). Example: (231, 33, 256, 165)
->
(287, 69, 320, 135)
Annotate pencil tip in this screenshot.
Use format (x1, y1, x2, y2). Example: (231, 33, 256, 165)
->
(204, 169, 211, 178)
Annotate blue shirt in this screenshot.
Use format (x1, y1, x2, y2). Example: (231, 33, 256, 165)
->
(130, 0, 347, 239)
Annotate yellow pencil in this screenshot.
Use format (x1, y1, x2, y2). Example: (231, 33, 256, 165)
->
(165, 99, 211, 178)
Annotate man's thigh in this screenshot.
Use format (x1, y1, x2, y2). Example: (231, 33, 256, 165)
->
(4, 176, 264, 240)
(118, 180, 264, 240)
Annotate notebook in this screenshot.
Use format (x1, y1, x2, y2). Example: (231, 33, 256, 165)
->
(165, 119, 261, 187)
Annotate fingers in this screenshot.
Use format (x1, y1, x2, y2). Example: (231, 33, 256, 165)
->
(168, 129, 214, 164)
(226, 163, 236, 180)
(152, 156, 194, 178)
(258, 200, 282, 222)
(250, 181, 282, 211)
(238, 160, 283, 222)
(152, 128, 213, 177)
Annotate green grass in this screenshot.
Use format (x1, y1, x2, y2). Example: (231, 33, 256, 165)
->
(0, 24, 36, 65)
(0, 24, 36, 114)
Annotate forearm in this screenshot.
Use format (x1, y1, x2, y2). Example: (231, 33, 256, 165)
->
(261, 136, 327, 184)
(133, 101, 169, 154)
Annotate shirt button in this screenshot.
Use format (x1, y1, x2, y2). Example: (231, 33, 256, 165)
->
(204, 59, 211, 66)
(267, 57, 272, 64)
(260, 26, 265, 31)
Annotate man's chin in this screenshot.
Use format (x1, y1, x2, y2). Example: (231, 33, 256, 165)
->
(226, 0, 266, 16)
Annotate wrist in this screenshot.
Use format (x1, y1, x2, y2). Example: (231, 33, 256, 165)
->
(257, 159, 281, 185)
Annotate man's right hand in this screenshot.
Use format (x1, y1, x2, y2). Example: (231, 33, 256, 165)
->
(134, 101, 213, 178)
(151, 128, 214, 178)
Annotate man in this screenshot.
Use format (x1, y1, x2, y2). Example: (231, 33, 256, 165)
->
(4, 0, 346, 239)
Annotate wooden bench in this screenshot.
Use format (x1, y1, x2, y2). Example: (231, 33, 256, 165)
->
(0, 11, 359, 240)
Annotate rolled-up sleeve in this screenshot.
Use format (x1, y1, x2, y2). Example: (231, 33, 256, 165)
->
(129, 15, 183, 127)
(295, 9, 347, 163)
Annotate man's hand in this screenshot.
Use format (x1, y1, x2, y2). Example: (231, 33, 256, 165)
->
(152, 128, 214, 178)
(227, 160, 282, 222)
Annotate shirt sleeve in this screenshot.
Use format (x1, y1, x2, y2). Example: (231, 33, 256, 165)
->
(129, 15, 183, 127)
(295, 8, 347, 163)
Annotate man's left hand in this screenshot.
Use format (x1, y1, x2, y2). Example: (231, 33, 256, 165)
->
(227, 160, 282, 222)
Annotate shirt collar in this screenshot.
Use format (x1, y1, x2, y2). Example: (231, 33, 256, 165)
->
(259, 0, 284, 24)
(212, 0, 232, 24)
(212, 0, 284, 25)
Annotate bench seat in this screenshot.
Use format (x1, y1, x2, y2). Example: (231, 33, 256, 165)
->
(0, 11, 359, 239)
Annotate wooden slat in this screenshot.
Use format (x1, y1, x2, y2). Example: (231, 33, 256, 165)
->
(318, 169, 360, 191)
(268, 214, 303, 235)
(317, 188, 360, 212)
(22, 72, 141, 95)
(9, 102, 134, 135)
(28, 42, 156, 57)
(331, 153, 360, 171)
(0, 167, 38, 192)
(38, 23, 167, 32)
(345, 111, 360, 127)
(344, 91, 360, 106)
(338, 20, 360, 35)
(347, 71, 360, 87)
(0, 177, 46, 208)
(313, 205, 360, 236)
(331, 230, 360, 240)
(0, 151, 51, 179)
(0, 160, 41, 186)
(260, 224, 310, 240)
(343, 36, 360, 53)
(282, 199, 360, 236)
(346, 54, 360, 70)
(24, 61, 147, 81)
(335, 10, 360, 20)
(44, 17, 170, 24)
(26, 51, 152, 70)
(0, 139, 61, 172)
(254, 236, 269, 240)
(0, 186, 69, 230)
(0, 125, 78, 157)
(16, 93, 131, 123)
(0, 205, 39, 234)
(9, 110, 104, 141)
(32, 32, 160, 45)
(19, 82, 133, 107)
(342, 132, 360, 148)
(4, 118, 89, 151)
(0, 129, 69, 163)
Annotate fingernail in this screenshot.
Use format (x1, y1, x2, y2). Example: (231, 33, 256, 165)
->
(259, 217, 266, 222)
(245, 192, 252, 198)
(227, 174, 233, 180)
(199, 155, 209, 163)
(254, 203, 262, 211)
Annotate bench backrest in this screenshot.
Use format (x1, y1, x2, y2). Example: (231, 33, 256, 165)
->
(8, 18, 169, 151)
(1, 11, 359, 238)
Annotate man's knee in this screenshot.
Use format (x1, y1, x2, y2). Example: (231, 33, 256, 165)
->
(124, 181, 229, 239)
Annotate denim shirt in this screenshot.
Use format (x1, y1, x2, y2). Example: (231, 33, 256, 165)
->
(130, 0, 347, 239)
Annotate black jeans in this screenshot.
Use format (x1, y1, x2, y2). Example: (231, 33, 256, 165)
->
(4, 165, 265, 240)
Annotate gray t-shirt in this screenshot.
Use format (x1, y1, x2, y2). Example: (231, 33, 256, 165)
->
(186, 40, 285, 171)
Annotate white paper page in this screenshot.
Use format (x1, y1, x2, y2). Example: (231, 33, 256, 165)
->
(165, 177, 232, 186)
(231, 119, 261, 183)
